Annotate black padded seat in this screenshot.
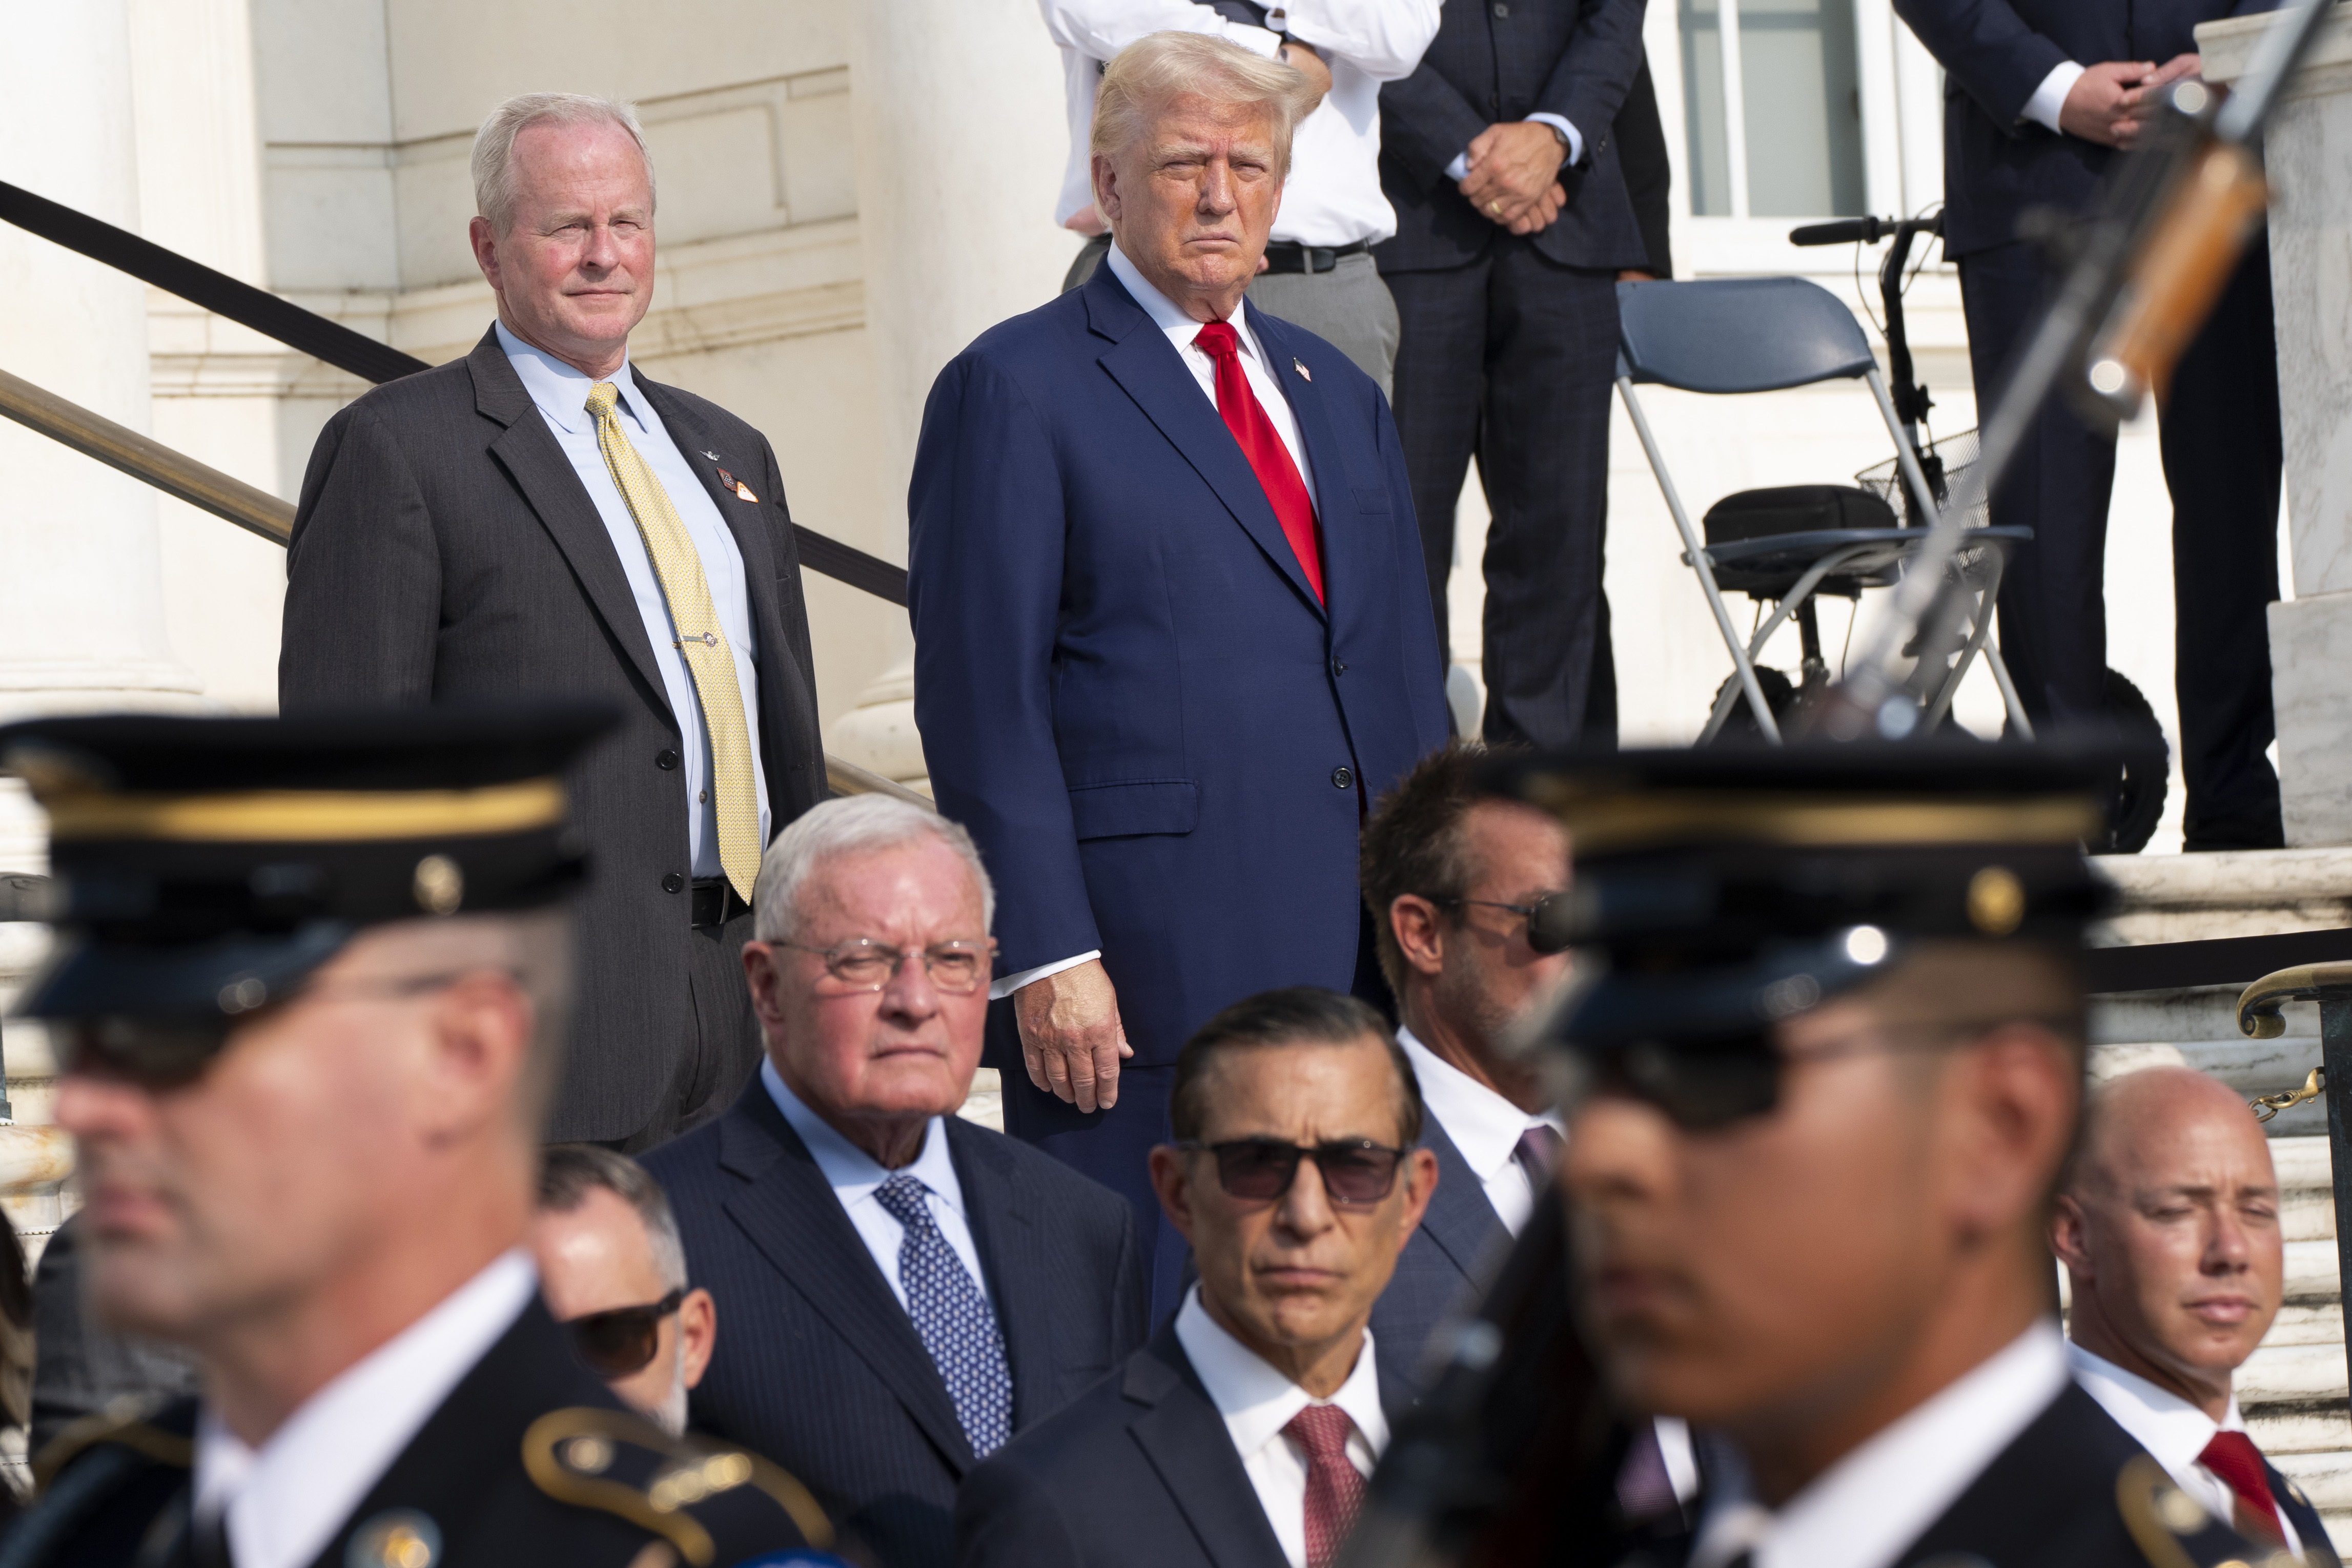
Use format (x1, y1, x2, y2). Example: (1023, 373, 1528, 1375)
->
(1701, 484, 1902, 596)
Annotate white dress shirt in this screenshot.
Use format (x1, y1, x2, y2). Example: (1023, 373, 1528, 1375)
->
(2023, 61, 2088, 134)
(1043, 0, 1442, 246)
(990, 239, 1322, 1000)
(762, 1059, 994, 1313)
(2070, 1340, 2306, 1559)
(1174, 1286, 1389, 1568)
(192, 1250, 538, 1568)
(1689, 1322, 2070, 1568)
(497, 322, 770, 879)
(1397, 1026, 1564, 1237)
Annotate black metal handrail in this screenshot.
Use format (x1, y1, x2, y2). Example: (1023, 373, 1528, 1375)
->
(0, 177, 909, 607)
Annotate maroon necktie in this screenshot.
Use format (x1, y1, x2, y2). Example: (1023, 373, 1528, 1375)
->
(1284, 1404, 1367, 1568)
(2199, 1430, 2285, 1546)
(1193, 321, 1324, 603)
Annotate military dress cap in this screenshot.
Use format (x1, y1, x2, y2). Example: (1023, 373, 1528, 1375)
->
(1482, 739, 2119, 1060)
(0, 704, 612, 1022)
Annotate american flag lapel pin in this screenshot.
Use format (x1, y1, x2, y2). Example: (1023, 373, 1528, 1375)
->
(1293, 357, 1312, 382)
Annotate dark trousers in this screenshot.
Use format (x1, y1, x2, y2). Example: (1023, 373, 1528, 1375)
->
(1958, 239, 2281, 845)
(608, 907, 763, 1154)
(1384, 244, 1620, 746)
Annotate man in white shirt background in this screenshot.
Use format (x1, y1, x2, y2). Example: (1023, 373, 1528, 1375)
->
(957, 986, 1437, 1568)
(2055, 1065, 2336, 1561)
(1041, 1, 1442, 392)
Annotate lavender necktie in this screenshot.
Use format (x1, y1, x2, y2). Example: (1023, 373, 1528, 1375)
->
(1515, 1124, 1564, 1183)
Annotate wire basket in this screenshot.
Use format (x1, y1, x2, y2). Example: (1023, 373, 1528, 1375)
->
(1854, 427, 1987, 532)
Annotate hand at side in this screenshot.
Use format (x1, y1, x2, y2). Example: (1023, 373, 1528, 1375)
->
(1013, 958, 1133, 1113)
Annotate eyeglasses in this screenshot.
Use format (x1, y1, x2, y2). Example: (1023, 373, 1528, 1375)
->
(1575, 1016, 2072, 1131)
(564, 1289, 686, 1378)
(778, 938, 996, 995)
(1432, 892, 1574, 955)
(1177, 1138, 1409, 1209)
(62, 970, 493, 1089)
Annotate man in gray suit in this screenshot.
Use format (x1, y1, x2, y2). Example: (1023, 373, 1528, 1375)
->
(281, 92, 825, 1149)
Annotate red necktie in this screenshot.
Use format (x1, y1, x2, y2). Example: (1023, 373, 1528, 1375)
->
(2198, 1430, 2285, 1546)
(1193, 320, 1324, 603)
(1284, 1404, 1367, 1568)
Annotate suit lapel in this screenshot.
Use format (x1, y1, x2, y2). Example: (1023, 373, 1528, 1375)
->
(1414, 1117, 1512, 1281)
(634, 378, 789, 658)
(469, 331, 674, 715)
(948, 1121, 1058, 1431)
(715, 1092, 977, 1473)
(1123, 1327, 1290, 1568)
(1086, 268, 1327, 621)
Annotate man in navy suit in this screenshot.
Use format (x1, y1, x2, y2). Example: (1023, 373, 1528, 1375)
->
(644, 796, 1149, 1568)
(909, 31, 1451, 1317)
(1890, 0, 2285, 850)
(957, 988, 1438, 1568)
(1374, 0, 1649, 746)
(2055, 1066, 2337, 1561)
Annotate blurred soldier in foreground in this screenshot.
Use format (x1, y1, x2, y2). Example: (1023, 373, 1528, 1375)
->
(1456, 746, 2268, 1567)
(534, 1145, 717, 1437)
(2057, 1067, 2335, 1562)
(0, 708, 833, 1567)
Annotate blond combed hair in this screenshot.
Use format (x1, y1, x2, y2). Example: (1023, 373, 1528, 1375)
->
(1091, 31, 1322, 180)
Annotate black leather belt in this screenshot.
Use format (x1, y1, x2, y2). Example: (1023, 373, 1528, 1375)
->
(690, 876, 751, 929)
(1260, 240, 1371, 275)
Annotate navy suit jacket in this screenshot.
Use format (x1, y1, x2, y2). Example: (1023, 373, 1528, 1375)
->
(908, 266, 1450, 1066)
(1890, 0, 2279, 256)
(956, 1320, 1407, 1568)
(642, 1082, 1149, 1568)
(1376, 0, 1650, 274)
(1368, 1113, 1511, 1393)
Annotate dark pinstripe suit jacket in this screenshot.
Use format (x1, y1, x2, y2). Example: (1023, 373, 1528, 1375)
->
(1368, 1113, 1510, 1394)
(643, 1080, 1149, 1568)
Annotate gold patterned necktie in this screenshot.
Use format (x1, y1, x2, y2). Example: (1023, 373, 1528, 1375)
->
(585, 381, 761, 902)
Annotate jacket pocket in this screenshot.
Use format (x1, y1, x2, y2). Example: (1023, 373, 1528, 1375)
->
(1068, 779, 1200, 841)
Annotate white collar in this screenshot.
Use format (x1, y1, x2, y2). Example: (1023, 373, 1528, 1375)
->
(193, 1249, 539, 1568)
(495, 318, 641, 436)
(2068, 1340, 2243, 1467)
(1173, 1285, 1388, 1461)
(762, 1057, 964, 1216)
(1395, 1026, 1564, 1183)
(1103, 241, 1258, 356)
(1691, 1322, 2070, 1568)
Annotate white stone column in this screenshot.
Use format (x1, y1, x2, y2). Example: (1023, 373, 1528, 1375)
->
(2203, 5, 2352, 843)
(834, 0, 1081, 785)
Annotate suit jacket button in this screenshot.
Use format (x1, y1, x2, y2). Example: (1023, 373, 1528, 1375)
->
(662, 873, 685, 894)
(1331, 767, 1354, 790)
(657, 749, 680, 770)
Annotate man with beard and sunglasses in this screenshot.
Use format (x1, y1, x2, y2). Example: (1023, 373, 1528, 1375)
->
(0, 708, 835, 1568)
(957, 987, 1437, 1568)
(1464, 743, 2270, 1568)
(534, 1145, 716, 1437)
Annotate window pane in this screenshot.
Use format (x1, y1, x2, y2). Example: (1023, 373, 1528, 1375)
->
(1678, 0, 1733, 216)
(1740, 0, 1866, 217)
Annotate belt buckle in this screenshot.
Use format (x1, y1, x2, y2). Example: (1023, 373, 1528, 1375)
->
(1308, 246, 1334, 274)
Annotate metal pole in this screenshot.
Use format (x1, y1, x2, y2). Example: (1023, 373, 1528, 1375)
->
(2320, 997, 2352, 1405)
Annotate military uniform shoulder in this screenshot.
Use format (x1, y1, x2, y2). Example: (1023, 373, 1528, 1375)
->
(3, 1396, 198, 1568)
(522, 1405, 847, 1568)
(2114, 1452, 2296, 1568)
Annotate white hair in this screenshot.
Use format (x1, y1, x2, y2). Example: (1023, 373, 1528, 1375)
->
(472, 92, 656, 235)
(753, 795, 995, 943)
(1091, 31, 1321, 180)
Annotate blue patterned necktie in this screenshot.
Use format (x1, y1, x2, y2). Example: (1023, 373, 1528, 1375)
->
(873, 1171, 1012, 1456)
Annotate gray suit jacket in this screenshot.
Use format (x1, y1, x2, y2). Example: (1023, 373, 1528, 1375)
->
(280, 327, 825, 1141)
(1369, 1113, 1511, 1393)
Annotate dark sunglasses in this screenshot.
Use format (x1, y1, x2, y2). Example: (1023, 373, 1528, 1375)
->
(565, 1289, 686, 1378)
(1433, 892, 1575, 955)
(1178, 1138, 1408, 1208)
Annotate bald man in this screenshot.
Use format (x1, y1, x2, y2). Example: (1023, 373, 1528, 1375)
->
(2054, 1066, 2336, 1562)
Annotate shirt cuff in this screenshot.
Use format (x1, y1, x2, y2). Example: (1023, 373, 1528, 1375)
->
(989, 950, 1103, 1002)
(1445, 150, 1470, 182)
(2022, 60, 2084, 134)
(1526, 112, 1583, 167)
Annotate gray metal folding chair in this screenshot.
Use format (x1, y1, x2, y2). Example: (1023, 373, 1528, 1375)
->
(1613, 276, 2035, 743)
